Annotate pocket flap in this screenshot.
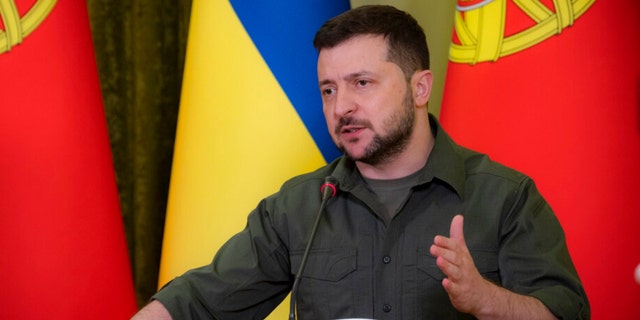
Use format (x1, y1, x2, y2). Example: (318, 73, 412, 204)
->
(291, 247, 357, 282)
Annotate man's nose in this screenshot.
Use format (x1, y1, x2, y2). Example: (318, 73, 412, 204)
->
(333, 88, 356, 117)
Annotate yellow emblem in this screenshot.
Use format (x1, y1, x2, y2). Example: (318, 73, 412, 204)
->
(0, 0, 57, 54)
(450, 0, 595, 64)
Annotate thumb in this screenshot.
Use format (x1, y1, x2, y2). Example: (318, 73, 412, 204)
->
(449, 214, 465, 241)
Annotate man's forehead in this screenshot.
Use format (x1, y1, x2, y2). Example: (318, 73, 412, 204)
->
(317, 36, 388, 67)
(318, 34, 388, 53)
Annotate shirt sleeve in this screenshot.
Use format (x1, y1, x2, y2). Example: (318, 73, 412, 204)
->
(152, 197, 292, 319)
(498, 178, 590, 319)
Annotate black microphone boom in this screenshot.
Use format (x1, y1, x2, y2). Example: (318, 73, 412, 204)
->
(288, 176, 338, 320)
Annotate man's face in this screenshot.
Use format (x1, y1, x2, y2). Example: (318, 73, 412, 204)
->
(317, 35, 415, 165)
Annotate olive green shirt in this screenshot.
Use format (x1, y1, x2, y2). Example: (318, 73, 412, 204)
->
(154, 115, 589, 319)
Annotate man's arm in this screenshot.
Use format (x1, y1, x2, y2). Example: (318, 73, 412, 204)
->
(430, 215, 557, 320)
(130, 300, 173, 320)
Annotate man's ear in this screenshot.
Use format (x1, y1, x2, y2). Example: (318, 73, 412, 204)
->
(413, 69, 433, 106)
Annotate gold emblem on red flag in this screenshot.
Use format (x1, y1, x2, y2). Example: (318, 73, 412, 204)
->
(450, 0, 595, 64)
(0, 0, 57, 54)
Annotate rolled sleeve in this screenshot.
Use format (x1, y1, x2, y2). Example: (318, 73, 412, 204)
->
(499, 179, 590, 319)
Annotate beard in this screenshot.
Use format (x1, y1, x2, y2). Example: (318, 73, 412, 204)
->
(337, 88, 415, 166)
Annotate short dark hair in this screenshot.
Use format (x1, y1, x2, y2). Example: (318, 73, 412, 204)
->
(313, 5, 430, 80)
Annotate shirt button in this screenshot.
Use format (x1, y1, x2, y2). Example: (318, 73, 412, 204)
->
(383, 304, 392, 313)
(382, 255, 391, 264)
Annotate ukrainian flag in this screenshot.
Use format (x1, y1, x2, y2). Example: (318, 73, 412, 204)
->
(158, 1, 349, 318)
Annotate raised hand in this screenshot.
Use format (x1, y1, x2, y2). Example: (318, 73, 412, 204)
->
(430, 215, 557, 319)
(429, 215, 488, 314)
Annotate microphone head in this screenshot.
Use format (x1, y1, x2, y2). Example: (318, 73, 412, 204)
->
(320, 176, 338, 198)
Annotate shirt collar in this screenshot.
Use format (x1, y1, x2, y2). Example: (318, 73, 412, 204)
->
(422, 114, 466, 198)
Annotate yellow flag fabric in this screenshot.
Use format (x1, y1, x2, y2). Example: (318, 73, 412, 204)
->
(159, 1, 348, 318)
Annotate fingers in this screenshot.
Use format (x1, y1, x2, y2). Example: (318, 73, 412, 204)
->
(430, 214, 466, 255)
(430, 238, 459, 264)
(449, 214, 464, 241)
(430, 239, 461, 281)
(436, 254, 462, 281)
(430, 214, 467, 280)
(430, 215, 489, 314)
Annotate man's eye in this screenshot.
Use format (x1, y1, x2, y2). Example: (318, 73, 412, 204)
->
(322, 88, 336, 95)
(356, 80, 369, 87)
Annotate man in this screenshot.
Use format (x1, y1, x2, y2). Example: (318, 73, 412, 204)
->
(132, 5, 589, 319)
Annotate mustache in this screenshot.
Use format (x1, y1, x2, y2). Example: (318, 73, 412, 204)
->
(335, 117, 372, 135)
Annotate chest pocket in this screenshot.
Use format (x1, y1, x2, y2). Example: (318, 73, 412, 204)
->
(290, 247, 358, 318)
(290, 247, 357, 281)
(417, 247, 500, 283)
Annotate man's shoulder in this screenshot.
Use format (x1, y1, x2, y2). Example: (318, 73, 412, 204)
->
(454, 144, 531, 186)
(432, 118, 531, 189)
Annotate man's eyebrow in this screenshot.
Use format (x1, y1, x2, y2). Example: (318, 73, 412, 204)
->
(319, 71, 373, 86)
(319, 79, 334, 87)
(344, 71, 372, 81)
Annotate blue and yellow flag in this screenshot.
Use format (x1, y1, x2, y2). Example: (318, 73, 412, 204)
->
(158, 1, 349, 318)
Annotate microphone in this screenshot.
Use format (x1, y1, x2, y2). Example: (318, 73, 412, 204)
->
(289, 176, 339, 320)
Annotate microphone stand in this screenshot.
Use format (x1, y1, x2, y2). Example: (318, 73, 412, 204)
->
(288, 177, 337, 320)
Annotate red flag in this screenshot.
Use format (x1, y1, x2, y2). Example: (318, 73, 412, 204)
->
(440, 0, 639, 318)
(0, 1, 137, 318)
